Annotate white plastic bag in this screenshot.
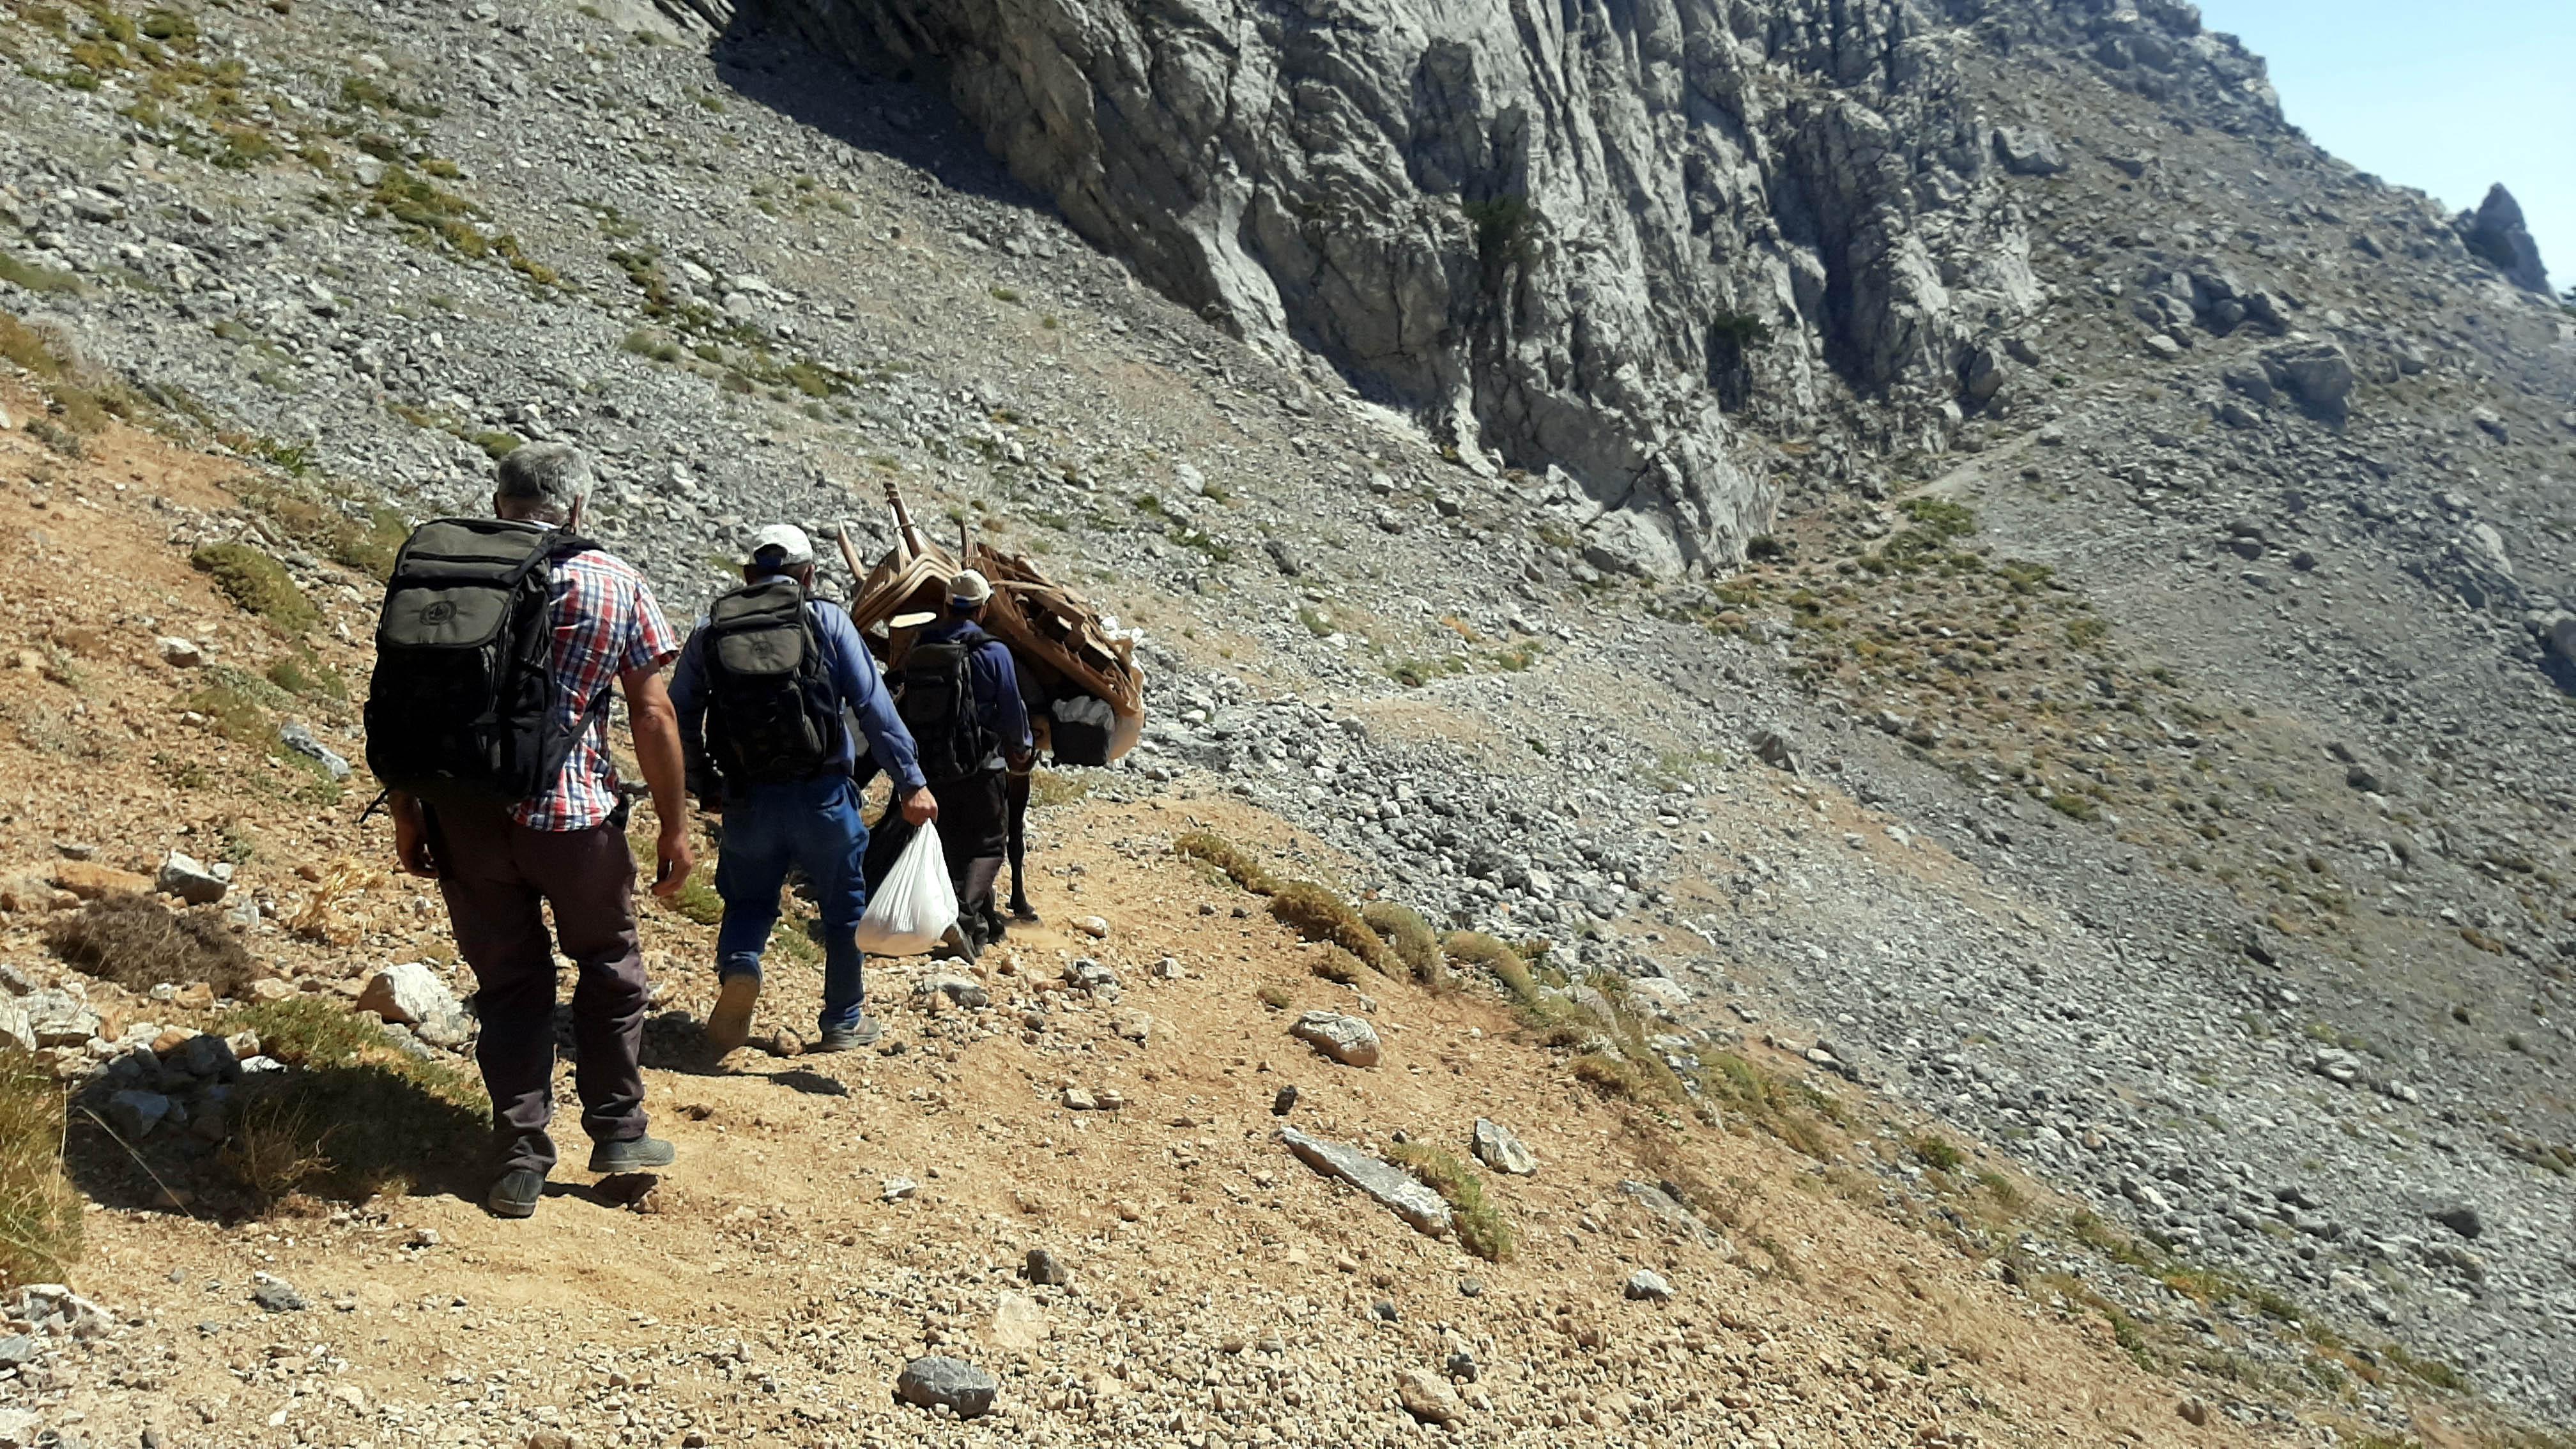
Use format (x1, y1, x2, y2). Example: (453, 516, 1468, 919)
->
(855, 822, 958, 956)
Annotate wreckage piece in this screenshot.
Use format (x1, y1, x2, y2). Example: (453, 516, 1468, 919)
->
(841, 484, 1146, 763)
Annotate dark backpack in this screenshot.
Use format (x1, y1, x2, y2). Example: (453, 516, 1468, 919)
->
(702, 578, 843, 786)
(896, 627, 994, 785)
(364, 518, 595, 808)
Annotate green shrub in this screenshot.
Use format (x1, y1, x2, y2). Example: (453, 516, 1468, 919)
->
(192, 542, 318, 632)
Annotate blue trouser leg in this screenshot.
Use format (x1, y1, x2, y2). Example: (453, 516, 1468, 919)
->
(800, 779, 872, 1034)
(712, 788, 795, 984)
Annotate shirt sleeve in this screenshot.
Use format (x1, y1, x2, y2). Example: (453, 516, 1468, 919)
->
(980, 640, 1034, 755)
(621, 574, 682, 675)
(819, 605, 927, 795)
(669, 622, 714, 795)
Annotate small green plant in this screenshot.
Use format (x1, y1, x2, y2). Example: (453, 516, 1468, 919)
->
(1390, 1142, 1514, 1261)
(192, 542, 318, 633)
(1897, 496, 1979, 538)
(1909, 1135, 1965, 1172)
(0, 251, 81, 295)
(220, 998, 489, 1204)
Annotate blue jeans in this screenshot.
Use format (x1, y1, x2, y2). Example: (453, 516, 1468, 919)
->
(712, 774, 870, 1034)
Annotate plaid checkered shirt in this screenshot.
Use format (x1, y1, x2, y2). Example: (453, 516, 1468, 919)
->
(513, 548, 679, 832)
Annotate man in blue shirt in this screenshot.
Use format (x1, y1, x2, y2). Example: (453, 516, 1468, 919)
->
(882, 569, 1032, 961)
(671, 525, 938, 1054)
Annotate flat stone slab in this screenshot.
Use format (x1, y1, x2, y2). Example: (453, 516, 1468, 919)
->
(1278, 1126, 1450, 1238)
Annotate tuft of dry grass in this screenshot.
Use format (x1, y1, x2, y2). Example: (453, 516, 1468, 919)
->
(1389, 1142, 1513, 1262)
(0, 1048, 82, 1288)
(1255, 983, 1294, 1011)
(1444, 929, 1535, 1000)
(1308, 944, 1367, 985)
(220, 998, 489, 1205)
(1694, 1051, 1845, 1160)
(1268, 881, 1399, 975)
(1361, 900, 1446, 988)
(1174, 831, 1278, 895)
(46, 891, 263, 998)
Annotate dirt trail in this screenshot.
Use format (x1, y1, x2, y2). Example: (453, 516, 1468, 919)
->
(1, 405, 2297, 1446)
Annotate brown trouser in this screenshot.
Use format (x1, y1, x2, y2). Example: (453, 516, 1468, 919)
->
(427, 801, 650, 1176)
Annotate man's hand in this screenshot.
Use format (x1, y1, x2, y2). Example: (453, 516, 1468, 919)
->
(651, 818, 695, 898)
(390, 793, 438, 878)
(901, 787, 939, 826)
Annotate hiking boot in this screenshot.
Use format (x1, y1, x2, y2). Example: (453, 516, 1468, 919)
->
(486, 1167, 545, 1218)
(811, 1015, 883, 1053)
(706, 972, 760, 1054)
(587, 1135, 677, 1173)
(1008, 896, 1041, 924)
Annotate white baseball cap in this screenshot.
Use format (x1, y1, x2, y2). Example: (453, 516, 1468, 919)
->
(747, 523, 814, 567)
(949, 569, 993, 606)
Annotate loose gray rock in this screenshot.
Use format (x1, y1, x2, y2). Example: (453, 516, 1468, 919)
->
(895, 1355, 999, 1418)
(104, 1089, 172, 1141)
(356, 963, 473, 1049)
(2430, 1203, 2484, 1240)
(0, 1335, 33, 1368)
(1024, 1247, 1068, 1286)
(156, 636, 204, 668)
(916, 973, 990, 1009)
(155, 851, 232, 907)
(251, 1275, 307, 1313)
(1277, 1126, 1452, 1238)
(1470, 1117, 1538, 1176)
(278, 722, 351, 780)
(22, 992, 98, 1048)
(1625, 1268, 1676, 1303)
(2260, 338, 2356, 420)
(1993, 125, 2069, 176)
(1291, 1010, 1381, 1068)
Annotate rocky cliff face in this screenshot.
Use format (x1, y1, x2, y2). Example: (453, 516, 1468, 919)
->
(744, 0, 2283, 567)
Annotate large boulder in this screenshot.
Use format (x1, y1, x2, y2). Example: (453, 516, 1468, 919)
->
(2259, 339, 2356, 421)
(2455, 183, 2550, 294)
(1581, 509, 1687, 581)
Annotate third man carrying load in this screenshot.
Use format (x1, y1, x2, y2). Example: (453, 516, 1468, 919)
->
(671, 525, 937, 1055)
(885, 569, 1031, 962)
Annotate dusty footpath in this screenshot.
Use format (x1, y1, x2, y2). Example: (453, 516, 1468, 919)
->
(0, 398, 2465, 1449)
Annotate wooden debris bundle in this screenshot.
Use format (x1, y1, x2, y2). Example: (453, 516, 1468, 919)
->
(841, 483, 1146, 763)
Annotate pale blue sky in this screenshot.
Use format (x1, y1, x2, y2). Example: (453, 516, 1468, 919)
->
(2197, 0, 2573, 295)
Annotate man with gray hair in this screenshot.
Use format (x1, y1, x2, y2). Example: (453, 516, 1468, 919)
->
(376, 441, 693, 1219)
